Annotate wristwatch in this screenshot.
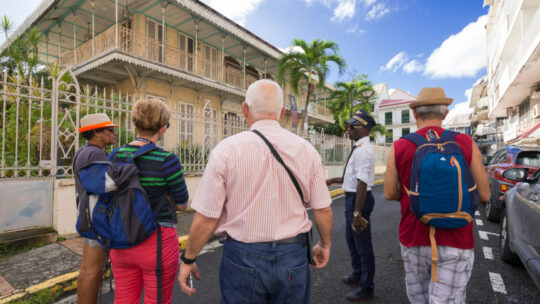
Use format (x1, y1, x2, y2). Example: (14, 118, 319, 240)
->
(353, 210, 360, 217)
(180, 252, 197, 264)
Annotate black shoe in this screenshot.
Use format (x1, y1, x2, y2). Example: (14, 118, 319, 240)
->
(341, 275, 359, 286)
(345, 287, 374, 302)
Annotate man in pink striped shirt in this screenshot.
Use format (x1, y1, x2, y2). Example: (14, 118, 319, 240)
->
(178, 79, 333, 303)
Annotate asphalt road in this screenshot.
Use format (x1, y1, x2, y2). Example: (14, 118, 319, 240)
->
(98, 185, 540, 303)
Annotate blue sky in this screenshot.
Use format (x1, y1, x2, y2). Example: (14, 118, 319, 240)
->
(1, 0, 489, 117)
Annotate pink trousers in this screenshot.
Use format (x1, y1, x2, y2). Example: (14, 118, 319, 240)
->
(110, 227, 179, 304)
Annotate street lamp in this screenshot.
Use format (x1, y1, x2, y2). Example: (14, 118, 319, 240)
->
(361, 89, 374, 105)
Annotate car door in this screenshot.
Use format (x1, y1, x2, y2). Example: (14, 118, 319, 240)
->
(487, 150, 506, 199)
(513, 179, 540, 260)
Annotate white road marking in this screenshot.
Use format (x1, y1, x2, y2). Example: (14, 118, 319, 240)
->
(199, 239, 223, 255)
(478, 231, 489, 240)
(478, 231, 499, 240)
(483, 247, 494, 260)
(475, 211, 480, 217)
(333, 194, 345, 200)
(489, 272, 507, 294)
(475, 219, 484, 226)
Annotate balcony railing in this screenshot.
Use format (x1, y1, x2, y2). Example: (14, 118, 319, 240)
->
(308, 102, 334, 122)
(60, 26, 219, 82)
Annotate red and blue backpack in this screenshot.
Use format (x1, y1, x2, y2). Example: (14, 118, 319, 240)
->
(402, 129, 480, 281)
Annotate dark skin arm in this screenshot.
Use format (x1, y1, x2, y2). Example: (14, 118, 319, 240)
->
(326, 177, 343, 186)
(352, 180, 369, 232)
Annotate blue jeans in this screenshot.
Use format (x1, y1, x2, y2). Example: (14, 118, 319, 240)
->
(345, 191, 375, 291)
(219, 237, 310, 304)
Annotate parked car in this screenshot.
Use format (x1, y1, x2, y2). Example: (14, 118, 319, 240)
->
(484, 146, 540, 222)
(499, 168, 540, 290)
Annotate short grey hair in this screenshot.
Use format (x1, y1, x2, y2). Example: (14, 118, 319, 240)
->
(245, 79, 284, 120)
(413, 104, 448, 120)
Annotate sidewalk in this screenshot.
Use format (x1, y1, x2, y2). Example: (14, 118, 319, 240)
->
(0, 179, 384, 303)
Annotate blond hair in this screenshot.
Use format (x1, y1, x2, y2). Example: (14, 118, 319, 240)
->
(132, 99, 171, 135)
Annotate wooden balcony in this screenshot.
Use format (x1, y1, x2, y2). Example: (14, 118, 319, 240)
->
(60, 26, 228, 86)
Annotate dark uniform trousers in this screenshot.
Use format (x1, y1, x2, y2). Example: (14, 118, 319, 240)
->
(344, 191, 375, 291)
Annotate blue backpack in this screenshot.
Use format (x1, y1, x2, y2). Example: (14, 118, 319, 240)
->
(75, 143, 159, 249)
(402, 130, 480, 282)
(403, 130, 480, 228)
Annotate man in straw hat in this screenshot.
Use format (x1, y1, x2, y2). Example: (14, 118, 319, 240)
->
(326, 109, 377, 302)
(73, 113, 117, 304)
(383, 87, 489, 303)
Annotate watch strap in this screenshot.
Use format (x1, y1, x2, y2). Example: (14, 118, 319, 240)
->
(180, 251, 197, 264)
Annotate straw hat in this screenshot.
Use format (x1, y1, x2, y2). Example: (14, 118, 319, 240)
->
(409, 87, 453, 109)
(78, 113, 118, 132)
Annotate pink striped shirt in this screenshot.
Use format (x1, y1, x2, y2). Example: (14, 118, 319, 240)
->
(190, 119, 332, 243)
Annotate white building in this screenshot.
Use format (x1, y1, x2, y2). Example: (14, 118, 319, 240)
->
(374, 89, 416, 145)
(484, 0, 540, 145)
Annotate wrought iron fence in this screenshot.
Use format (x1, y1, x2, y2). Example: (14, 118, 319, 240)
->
(0, 68, 356, 179)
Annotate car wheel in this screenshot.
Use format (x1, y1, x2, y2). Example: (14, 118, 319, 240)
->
(486, 196, 501, 222)
(499, 209, 520, 265)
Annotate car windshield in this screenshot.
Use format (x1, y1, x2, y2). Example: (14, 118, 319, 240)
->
(516, 151, 540, 167)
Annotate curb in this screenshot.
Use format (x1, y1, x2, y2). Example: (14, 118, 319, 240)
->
(1, 179, 384, 303)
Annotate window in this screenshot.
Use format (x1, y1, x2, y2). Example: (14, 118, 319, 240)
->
(385, 112, 392, 125)
(386, 129, 393, 144)
(516, 151, 540, 167)
(179, 33, 194, 72)
(518, 98, 531, 131)
(203, 45, 218, 79)
(402, 128, 410, 136)
(147, 20, 163, 62)
(223, 112, 245, 138)
(401, 109, 410, 124)
(177, 102, 194, 145)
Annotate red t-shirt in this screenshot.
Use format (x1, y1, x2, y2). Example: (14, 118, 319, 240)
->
(394, 126, 475, 249)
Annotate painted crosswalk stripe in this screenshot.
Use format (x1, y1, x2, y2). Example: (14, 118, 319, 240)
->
(475, 219, 484, 226)
(489, 272, 507, 294)
(478, 231, 499, 240)
(475, 211, 480, 217)
(483, 246, 494, 259)
(478, 231, 489, 240)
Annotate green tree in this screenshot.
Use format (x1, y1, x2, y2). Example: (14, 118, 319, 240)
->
(0, 15, 43, 80)
(277, 38, 346, 134)
(327, 75, 389, 138)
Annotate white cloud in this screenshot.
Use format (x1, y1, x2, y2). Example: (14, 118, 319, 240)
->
(381, 51, 408, 72)
(279, 45, 305, 54)
(203, 0, 264, 26)
(403, 60, 424, 74)
(331, 0, 356, 22)
(424, 15, 488, 78)
(464, 88, 473, 102)
(366, 3, 390, 20)
(303, 0, 391, 22)
(346, 24, 366, 35)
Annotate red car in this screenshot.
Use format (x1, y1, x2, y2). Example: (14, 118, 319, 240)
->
(484, 145, 540, 222)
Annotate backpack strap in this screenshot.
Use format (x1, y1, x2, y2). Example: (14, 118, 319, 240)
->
(132, 143, 158, 159)
(106, 147, 122, 161)
(401, 132, 427, 147)
(429, 226, 438, 282)
(440, 129, 458, 141)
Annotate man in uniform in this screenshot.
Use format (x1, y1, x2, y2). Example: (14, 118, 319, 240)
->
(327, 109, 376, 302)
(73, 113, 117, 304)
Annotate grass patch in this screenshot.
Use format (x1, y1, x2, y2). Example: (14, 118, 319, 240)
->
(11, 288, 64, 304)
(0, 242, 46, 259)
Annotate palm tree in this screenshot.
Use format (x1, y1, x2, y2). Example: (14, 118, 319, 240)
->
(277, 38, 346, 134)
(0, 15, 14, 72)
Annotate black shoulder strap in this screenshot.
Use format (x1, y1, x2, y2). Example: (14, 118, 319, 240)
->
(252, 130, 305, 203)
